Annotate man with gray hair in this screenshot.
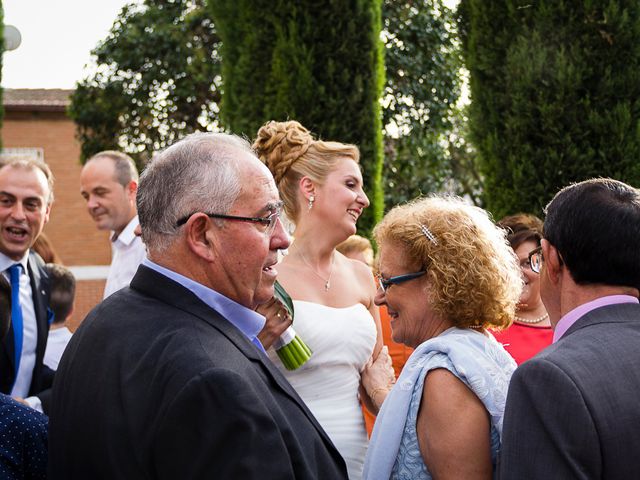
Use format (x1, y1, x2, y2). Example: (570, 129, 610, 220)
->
(49, 133, 348, 479)
(80, 150, 146, 298)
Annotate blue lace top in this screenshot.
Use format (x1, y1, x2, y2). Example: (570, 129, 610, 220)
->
(364, 328, 515, 480)
(390, 353, 501, 479)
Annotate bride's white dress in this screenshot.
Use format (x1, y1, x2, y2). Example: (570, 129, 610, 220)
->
(268, 300, 377, 480)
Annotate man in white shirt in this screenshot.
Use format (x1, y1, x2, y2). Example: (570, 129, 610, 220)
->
(80, 151, 146, 298)
(0, 158, 55, 413)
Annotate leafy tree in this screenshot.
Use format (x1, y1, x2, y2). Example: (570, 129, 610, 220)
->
(460, 0, 640, 218)
(382, 0, 476, 207)
(71, 0, 477, 221)
(68, 0, 221, 165)
(209, 0, 385, 235)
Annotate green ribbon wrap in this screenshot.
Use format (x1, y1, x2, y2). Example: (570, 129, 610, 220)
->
(273, 281, 312, 370)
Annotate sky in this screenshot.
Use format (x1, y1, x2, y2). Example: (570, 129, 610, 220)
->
(3, 0, 460, 90)
(2, 0, 131, 89)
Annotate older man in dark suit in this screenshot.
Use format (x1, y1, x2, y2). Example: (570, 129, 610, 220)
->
(500, 178, 640, 479)
(49, 133, 348, 479)
(0, 158, 54, 413)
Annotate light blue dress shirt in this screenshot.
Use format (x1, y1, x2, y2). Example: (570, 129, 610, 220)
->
(142, 259, 266, 352)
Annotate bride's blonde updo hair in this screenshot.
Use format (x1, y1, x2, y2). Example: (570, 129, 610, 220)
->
(253, 120, 360, 222)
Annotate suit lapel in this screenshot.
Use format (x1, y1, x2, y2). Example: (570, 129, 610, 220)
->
(27, 254, 49, 373)
(0, 322, 15, 392)
(130, 265, 337, 447)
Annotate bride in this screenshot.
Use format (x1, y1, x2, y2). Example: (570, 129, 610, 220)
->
(254, 120, 392, 480)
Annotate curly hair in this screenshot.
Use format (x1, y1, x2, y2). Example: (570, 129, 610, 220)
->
(374, 196, 522, 330)
(253, 120, 359, 222)
(497, 213, 543, 251)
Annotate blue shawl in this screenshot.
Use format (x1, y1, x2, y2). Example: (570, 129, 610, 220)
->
(363, 328, 516, 479)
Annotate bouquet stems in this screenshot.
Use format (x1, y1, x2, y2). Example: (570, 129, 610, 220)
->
(274, 326, 312, 370)
(273, 280, 312, 370)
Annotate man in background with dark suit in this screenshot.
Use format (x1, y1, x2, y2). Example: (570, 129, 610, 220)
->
(0, 158, 54, 413)
(500, 178, 640, 479)
(49, 132, 348, 479)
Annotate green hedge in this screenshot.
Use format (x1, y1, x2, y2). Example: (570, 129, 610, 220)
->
(460, 0, 640, 218)
(209, 0, 385, 234)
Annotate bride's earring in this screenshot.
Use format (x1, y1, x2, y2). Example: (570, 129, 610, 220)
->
(308, 195, 315, 212)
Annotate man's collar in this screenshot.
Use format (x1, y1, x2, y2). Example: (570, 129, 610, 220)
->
(553, 294, 639, 342)
(111, 215, 140, 245)
(141, 258, 266, 341)
(0, 250, 30, 273)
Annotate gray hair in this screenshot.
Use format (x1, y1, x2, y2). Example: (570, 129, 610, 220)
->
(137, 132, 250, 252)
(87, 151, 139, 186)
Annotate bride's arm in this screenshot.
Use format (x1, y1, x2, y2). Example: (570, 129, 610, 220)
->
(353, 258, 391, 414)
(354, 259, 384, 358)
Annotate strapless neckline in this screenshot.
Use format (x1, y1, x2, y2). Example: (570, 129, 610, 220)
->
(293, 300, 367, 311)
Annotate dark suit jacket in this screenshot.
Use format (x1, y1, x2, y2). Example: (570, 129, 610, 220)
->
(0, 251, 54, 409)
(49, 265, 348, 479)
(499, 302, 640, 479)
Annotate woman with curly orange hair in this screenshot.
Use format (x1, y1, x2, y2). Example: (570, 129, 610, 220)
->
(363, 196, 521, 480)
(253, 120, 393, 480)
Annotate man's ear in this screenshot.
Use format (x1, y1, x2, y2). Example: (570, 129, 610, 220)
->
(43, 202, 51, 225)
(128, 180, 138, 201)
(184, 214, 216, 262)
(541, 238, 562, 285)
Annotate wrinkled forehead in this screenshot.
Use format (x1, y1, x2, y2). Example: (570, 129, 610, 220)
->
(377, 239, 418, 273)
(241, 155, 278, 190)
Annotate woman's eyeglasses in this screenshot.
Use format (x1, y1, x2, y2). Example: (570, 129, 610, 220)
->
(376, 271, 426, 293)
(528, 246, 543, 274)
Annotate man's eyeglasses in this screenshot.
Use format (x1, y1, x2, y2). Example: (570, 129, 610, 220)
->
(176, 205, 282, 235)
(528, 246, 543, 274)
(376, 271, 426, 293)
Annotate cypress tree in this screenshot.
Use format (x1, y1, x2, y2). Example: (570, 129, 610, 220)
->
(460, 0, 640, 218)
(210, 0, 385, 234)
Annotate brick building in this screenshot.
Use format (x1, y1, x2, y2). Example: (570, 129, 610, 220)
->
(1, 88, 111, 331)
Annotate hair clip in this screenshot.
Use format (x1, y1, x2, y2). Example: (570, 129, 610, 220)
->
(419, 224, 438, 246)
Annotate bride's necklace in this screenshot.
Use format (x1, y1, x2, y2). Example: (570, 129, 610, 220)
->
(294, 244, 335, 291)
(514, 312, 549, 324)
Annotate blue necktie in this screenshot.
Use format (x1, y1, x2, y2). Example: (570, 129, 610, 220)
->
(8, 264, 23, 386)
